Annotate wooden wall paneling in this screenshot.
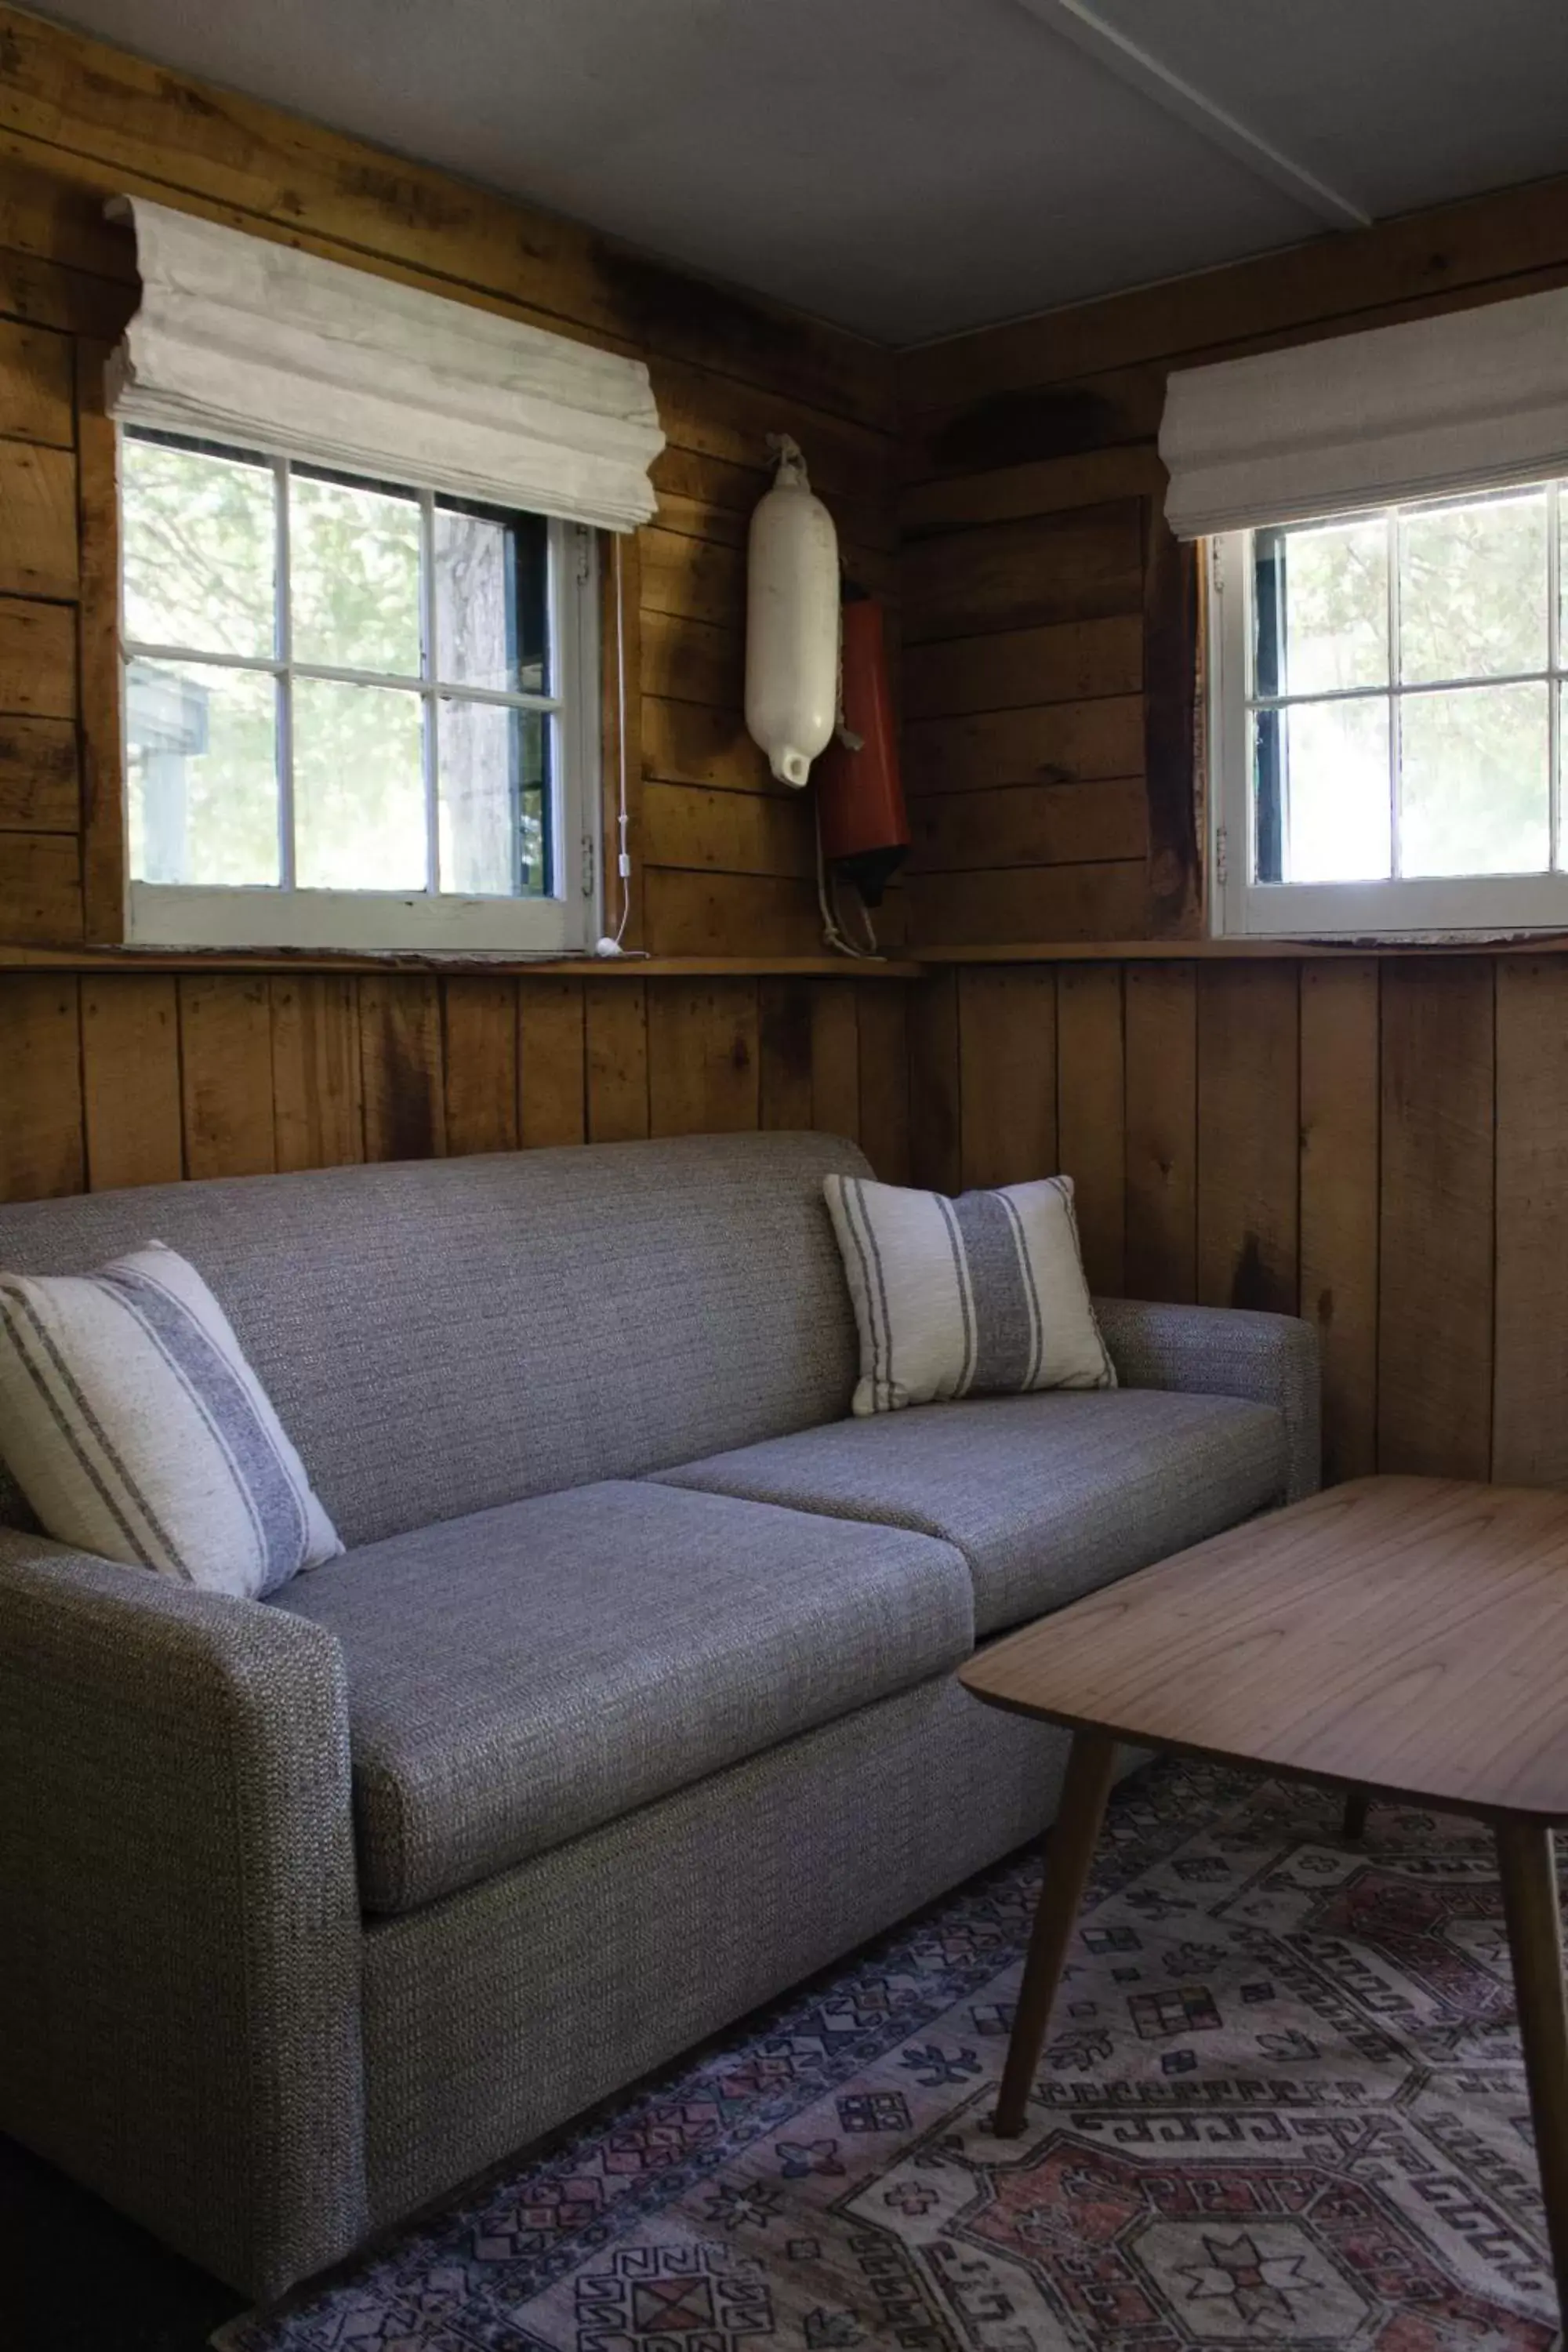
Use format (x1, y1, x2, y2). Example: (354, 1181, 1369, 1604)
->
(906, 860, 1151, 948)
(1123, 960, 1197, 1301)
(270, 975, 364, 1172)
(809, 978, 860, 1143)
(1298, 960, 1380, 1483)
(906, 364, 1167, 483)
(638, 612, 742, 710)
(358, 974, 446, 1164)
(1377, 959, 1495, 1479)
(82, 972, 180, 1189)
(901, 445, 1170, 538)
(1493, 958, 1568, 1485)
(0, 596, 74, 715)
(906, 779, 1148, 877)
(178, 975, 275, 1180)
(906, 967, 960, 1192)
(902, 501, 1144, 644)
(641, 781, 813, 878)
(757, 978, 814, 1130)
(902, 613, 1144, 723)
(641, 695, 769, 793)
(0, 829, 81, 941)
(0, 438, 76, 598)
(902, 695, 1145, 796)
(517, 977, 586, 1148)
(442, 975, 520, 1158)
(1195, 960, 1299, 1315)
(642, 869, 823, 957)
(0, 713, 77, 830)
(648, 978, 760, 1135)
(956, 965, 1057, 1189)
(74, 336, 122, 943)
(1142, 510, 1201, 932)
(0, 971, 83, 1200)
(0, 317, 72, 445)
(1055, 964, 1125, 1296)
(856, 985, 911, 1183)
(585, 976, 651, 1143)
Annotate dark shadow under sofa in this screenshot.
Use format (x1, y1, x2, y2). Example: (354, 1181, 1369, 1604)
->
(0, 1131, 1319, 2302)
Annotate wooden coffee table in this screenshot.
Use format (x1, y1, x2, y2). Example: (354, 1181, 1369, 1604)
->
(960, 1475, 1568, 2320)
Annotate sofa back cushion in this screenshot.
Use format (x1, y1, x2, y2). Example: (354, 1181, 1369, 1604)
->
(0, 1132, 867, 1548)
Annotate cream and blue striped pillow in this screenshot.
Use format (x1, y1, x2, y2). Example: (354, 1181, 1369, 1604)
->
(0, 1240, 342, 1599)
(825, 1172, 1115, 1417)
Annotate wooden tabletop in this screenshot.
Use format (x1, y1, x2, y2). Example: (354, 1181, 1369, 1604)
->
(960, 1476, 1568, 1823)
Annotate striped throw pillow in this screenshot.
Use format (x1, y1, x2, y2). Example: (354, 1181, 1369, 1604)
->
(0, 1240, 342, 1599)
(825, 1173, 1115, 1416)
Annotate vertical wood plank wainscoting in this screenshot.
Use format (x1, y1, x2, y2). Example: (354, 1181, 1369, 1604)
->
(909, 954, 1568, 1491)
(0, 968, 914, 1200)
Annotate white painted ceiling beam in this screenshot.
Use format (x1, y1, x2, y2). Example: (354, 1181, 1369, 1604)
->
(1011, 0, 1372, 228)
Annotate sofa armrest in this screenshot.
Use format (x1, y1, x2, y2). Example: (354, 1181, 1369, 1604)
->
(0, 1530, 367, 2301)
(1093, 1298, 1321, 1504)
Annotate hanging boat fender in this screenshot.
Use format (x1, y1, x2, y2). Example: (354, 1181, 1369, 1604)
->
(745, 435, 840, 788)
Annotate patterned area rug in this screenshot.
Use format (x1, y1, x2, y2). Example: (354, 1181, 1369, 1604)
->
(219, 1759, 1562, 2352)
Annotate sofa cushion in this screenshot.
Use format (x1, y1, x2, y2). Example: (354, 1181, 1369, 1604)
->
(651, 1389, 1288, 1636)
(272, 1479, 973, 1915)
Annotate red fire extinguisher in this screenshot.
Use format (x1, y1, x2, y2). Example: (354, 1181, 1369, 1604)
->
(815, 582, 909, 906)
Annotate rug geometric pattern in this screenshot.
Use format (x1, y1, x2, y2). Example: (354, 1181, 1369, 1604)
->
(217, 1759, 1559, 2352)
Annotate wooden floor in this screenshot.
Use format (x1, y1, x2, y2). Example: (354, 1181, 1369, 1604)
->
(0, 2134, 241, 2352)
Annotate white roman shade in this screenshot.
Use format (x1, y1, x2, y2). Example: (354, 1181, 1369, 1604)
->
(1160, 285, 1568, 540)
(105, 196, 664, 532)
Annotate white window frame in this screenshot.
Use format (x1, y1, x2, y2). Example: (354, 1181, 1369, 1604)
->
(1209, 486, 1568, 939)
(121, 430, 602, 954)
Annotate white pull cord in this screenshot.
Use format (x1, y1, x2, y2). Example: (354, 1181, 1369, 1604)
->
(593, 533, 644, 958)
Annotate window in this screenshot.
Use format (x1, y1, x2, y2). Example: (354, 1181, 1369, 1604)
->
(1210, 477, 1568, 936)
(120, 429, 600, 951)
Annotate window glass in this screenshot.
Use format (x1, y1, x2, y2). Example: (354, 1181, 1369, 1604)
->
(434, 501, 549, 694)
(437, 703, 549, 895)
(126, 658, 279, 886)
(122, 436, 274, 659)
(1399, 682, 1549, 876)
(289, 470, 422, 676)
(119, 429, 572, 928)
(1241, 478, 1566, 905)
(1399, 489, 1548, 684)
(292, 679, 427, 891)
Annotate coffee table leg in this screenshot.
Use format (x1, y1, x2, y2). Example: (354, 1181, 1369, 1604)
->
(1342, 1786, 1369, 1842)
(1497, 1820, 1568, 2326)
(995, 1728, 1117, 2138)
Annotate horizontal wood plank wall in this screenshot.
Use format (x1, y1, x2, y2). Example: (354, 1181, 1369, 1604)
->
(898, 169, 1568, 949)
(2, 969, 911, 1207)
(919, 953, 1568, 1491)
(0, 2, 902, 961)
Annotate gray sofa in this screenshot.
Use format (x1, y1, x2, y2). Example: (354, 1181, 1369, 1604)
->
(0, 1131, 1318, 2302)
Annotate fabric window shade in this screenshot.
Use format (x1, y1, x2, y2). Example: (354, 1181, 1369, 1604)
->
(1159, 285, 1568, 540)
(104, 196, 664, 532)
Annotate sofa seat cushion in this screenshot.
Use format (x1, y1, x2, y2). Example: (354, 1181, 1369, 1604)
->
(272, 1479, 973, 1915)
(651, 1389, 1288, 1636)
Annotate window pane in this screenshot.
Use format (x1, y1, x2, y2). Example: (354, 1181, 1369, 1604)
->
(1254, 516, 1388, 698)
(1258, 694, 1391, 884)
(1399, 682, 1549, 876)
(292, 679, 426, 890)
(122, 435, 274, 659)
(1399, 488, 1548, 684)
(434, 501, 548, 693)
(289, 471, 421, 676)
(437, 702, 549, 895)
(126, 659, 278, 885)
